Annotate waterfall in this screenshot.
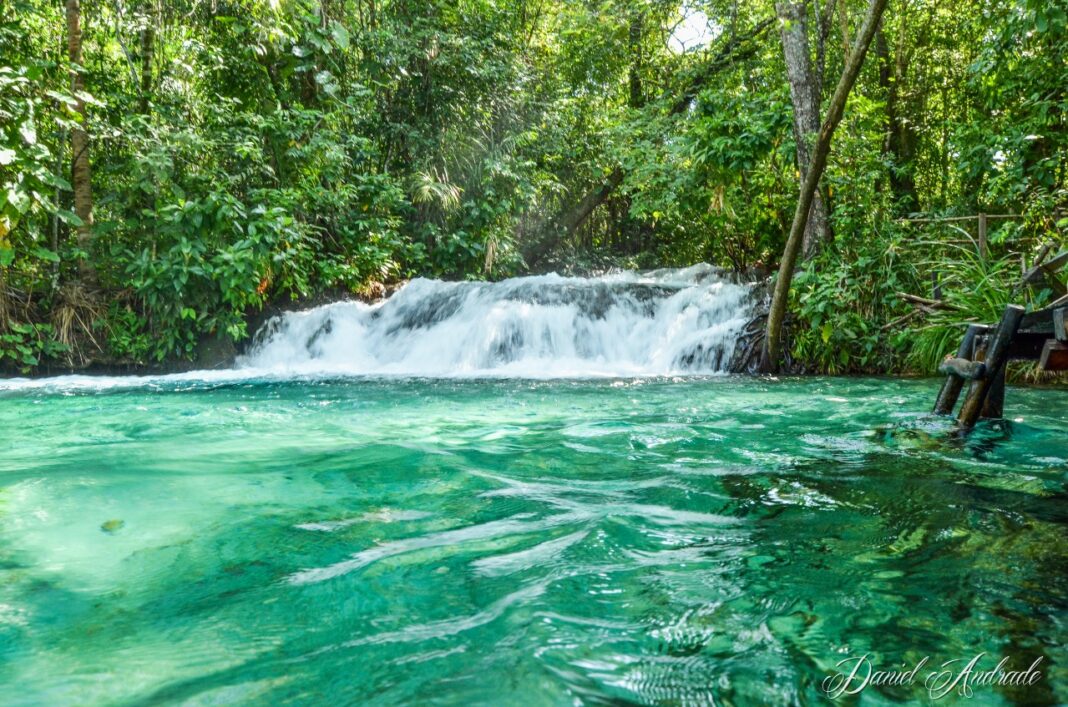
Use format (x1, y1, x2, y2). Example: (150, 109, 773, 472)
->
(240, 264, 754, 377)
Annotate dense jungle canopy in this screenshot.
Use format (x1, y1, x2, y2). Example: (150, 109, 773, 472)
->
(0, 0, 1065, 373)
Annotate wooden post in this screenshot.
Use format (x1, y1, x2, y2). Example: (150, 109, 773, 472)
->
(982, 365, 1006, 419)
(1039, 340, 1068, 370)
(967, 334, 988, 417)
(933, 324, 982, 415)
(958, 304, 1025, 428)
(977, 212, 988, 259)
(965, 334, 1005, 419)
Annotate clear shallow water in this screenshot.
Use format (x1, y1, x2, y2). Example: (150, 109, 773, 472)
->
(0, 376, 1065, 705)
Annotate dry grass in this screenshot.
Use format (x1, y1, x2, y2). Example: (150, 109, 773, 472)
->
(51, 282, 106, 366)
(1008, 360, 1068, 386)
(0, 284, 9, 331)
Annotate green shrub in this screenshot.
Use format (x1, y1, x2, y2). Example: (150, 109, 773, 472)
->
(0, 322, 67, 373)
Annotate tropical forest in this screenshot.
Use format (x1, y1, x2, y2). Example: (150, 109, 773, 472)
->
(1, 0, 1062, 373)
(1, 1, 1066, 705)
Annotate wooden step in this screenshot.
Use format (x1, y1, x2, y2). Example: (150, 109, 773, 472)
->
(938, 356, 986, 379)
(1039, 340, 1068, 371)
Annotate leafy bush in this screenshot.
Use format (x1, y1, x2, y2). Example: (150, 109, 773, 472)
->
(0, 322, 67, 373)
(118, 194, 314, 361)
(904, 249, 1047, 373)
(790, 227, 917, 374)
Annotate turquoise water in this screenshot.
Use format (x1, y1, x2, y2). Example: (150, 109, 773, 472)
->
(0, 376, 1065, 705)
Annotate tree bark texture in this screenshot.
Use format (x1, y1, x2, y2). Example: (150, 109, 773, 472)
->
(876, 26, 919, 213)
(777, 1, 831, 258)
(760, 0, 891, 372)
(67, 0, 95, 280)
(139, 23, 154, 114)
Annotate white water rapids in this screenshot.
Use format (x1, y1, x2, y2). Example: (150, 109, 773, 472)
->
(241, 264, 754, 377)
(0, 265, 755, 392)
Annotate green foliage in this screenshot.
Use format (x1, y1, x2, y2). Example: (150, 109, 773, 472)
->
(791, 226, 917, 374)
(904, 250, 1041, 373)
(117, 195, 316, 360)
(99, 304, 153, 363)
(0, 322, 67, 373)
(786, 0, 1067, 375)
(791, 221, 1066, 375)
(0, 50, 80, 272)
(627, 86, 794, 269)
(0, 0, 1065, 374)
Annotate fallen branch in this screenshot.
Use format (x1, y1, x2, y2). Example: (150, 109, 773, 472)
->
(896, 291, 962, 311)
(880, 309, 918, 331)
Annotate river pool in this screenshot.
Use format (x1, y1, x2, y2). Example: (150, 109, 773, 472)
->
(0, 376, 1065, 705)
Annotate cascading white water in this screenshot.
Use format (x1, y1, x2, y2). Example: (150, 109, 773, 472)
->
(240, 264, 754, 377)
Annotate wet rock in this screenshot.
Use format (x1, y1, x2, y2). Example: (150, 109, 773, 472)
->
(196, 331, 238, 370)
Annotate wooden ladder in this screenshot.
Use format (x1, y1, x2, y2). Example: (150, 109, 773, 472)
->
(934, 304, 1068, 428)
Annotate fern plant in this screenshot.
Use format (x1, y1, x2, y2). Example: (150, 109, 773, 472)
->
(904, 246, 1049, 373)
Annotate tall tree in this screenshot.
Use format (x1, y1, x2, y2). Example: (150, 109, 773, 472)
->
(760, 0, 891, 373)
(66, 0, 95, 281)
(139, 10, 154, 114)
(875, 22, 919, 213)
(777, 1, 831, 258)
(628, 10, 644, 109)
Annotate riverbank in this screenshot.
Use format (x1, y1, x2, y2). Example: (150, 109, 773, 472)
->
(5, 266, 1066, 386)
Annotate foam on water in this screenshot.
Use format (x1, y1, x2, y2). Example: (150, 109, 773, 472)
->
(241, 264, 754, 377)
(0, 266, 753, 394)
(0, 269, 756, 395)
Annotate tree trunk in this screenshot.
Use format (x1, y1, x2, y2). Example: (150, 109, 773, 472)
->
(759, 0, 890, 373)
(0, 269, 7, 330)
(628, 11, 644, 109)
(813, 0, 837, 91)
(52, 133, 63, 278)
(139, 23, 154, 114)
(876, 26, 919, 213)
(777, 1, 831, 259)
(523, 168, 624, 269)
(67, 0, 95, 282)
(138, 6, 155, 252)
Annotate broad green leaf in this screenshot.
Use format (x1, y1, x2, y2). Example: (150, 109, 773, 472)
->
(7, 188, 30, 213)
(20, 120, 36, 145)
(32, 247, 60, 262)
(73, 90, 104, 107)
(44, 90, 78, 107)
(331, 23, 350, 50)
(56, 209, 84, 226)
(40, 172, 73, 191)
